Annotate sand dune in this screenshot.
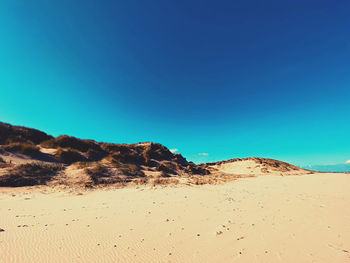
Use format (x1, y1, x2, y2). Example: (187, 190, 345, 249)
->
(206, 157, 310, 177)
(1, 172, 350, 263)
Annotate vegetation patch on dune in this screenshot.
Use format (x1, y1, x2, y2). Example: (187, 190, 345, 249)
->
(0, 142, 41, 157)
(0, 162, 64, 187)
(0, 122, 53, 145)
(55, 147, 87, 164)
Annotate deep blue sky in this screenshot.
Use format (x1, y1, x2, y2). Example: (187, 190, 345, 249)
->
(1, 1, 350, 168)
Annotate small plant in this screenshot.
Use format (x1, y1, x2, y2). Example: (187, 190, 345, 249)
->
(134, 177, 148, 185)
(152, 176, 179, 186)
(261, 167, 269, 173)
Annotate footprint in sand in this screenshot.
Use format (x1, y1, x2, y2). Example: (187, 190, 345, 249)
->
(216, 231, 223, 236)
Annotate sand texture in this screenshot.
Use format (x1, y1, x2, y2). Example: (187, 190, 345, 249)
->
(1, 172, 349, 263)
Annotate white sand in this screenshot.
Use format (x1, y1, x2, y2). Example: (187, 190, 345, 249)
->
(1, 173, 350, 262)
(210, 159, 308, 176)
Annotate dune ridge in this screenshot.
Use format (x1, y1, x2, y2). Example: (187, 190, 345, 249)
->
(0, 122, 310, 188)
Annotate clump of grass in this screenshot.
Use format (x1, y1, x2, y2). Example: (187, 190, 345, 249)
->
(157, 162, 176, 175)
(106, 158, 145, 178)
(152, 176, 179, 186)
(55, 147, 87, 164)
(1, 142, 41, 157)
(261, 167, 269, 173)
(107, 150, 146, 166)
(186, 164, 210, 175)
(75, 161, 94, 169)
(191, 177, 216, 185)
(85, 164, 131, 186)
(85, 164, 110, 185)
(86, 148, 106, 161)
(0, 122, 53, 145)
(133, 177, 149, 185)
(0, 162, 64, 187)
(159, 170, 170, 177)
(41, 135, 102, 152)
(0, 156, 7, 168)
(119, 163, 145, 177)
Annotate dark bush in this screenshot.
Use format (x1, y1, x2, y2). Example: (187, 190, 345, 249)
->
(86, 148, 107, 161)
(118, 163, 145, 177)
(85, 164, 110, 185)
(42, 135, 103, 153)
(1, 143, 41, 157)
(0, 162, 63, 187)
(0, 156, 7, 168)
(108, 151, 146, 165)
(186, 164, 210, 175)
(142, 143, 173, 163)
(55, 148, 87, 164)
(0, 122, 53, 145)
(85, 164, 129, 185)
(173, 154, 189, 166)
(101, 143, 130, 154)
(159, 171, 171, 177)
(157, 162, 176, 174)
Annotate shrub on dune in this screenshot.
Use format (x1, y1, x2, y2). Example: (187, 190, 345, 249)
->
(157, 162, 176, 175)
(85, 164, 110, 185)
(41, 135, 104, 155)
(1, 142, 41, 157)
(55, 147, 87, 164)
(0, 162, 63, 187)
(152, 176, 179, 186)
(118, 163, 145, 177)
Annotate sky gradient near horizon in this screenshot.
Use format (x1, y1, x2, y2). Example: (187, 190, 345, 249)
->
(1, 1, 350, 169)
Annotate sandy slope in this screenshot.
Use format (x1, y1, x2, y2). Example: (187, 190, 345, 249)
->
(1, 173, 350, 263)
(208, 159, 309, 176)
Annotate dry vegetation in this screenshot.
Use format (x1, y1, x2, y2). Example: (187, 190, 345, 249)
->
(0, 162, 64, 187)
(152, 176, 179, 186)
(205, 157, 305, 173)
(190, 174, 255, 185)
(0, 121, 310, 188)
(55, 147, 87, 164)
(0, 122, 53, 145)
(0, 142, 41, 157)
(0, 156, 7, 168)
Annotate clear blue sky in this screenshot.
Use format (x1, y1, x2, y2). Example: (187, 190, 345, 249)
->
(1, 1, 350, 167)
